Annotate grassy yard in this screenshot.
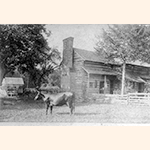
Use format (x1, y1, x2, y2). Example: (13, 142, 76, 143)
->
(1, 100, 150, 124)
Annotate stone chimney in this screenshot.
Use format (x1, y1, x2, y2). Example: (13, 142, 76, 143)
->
(62, 37, 74, 68)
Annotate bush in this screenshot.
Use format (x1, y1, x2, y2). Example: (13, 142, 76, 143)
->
(19, 88, 37, 101)
(39, 85, 63, 94)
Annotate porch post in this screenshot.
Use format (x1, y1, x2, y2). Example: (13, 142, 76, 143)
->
(121, 63, 126, 95)
(104, 75, 107, 94)
(88, 73, 90, 88)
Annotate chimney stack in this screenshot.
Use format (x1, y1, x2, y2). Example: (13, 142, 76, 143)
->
(62, 37, 74, 68)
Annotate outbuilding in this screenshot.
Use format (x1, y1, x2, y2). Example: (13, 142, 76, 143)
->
(2, 70, 24, 97)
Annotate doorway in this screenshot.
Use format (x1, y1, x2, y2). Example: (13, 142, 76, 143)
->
(99, 81, 104, 94)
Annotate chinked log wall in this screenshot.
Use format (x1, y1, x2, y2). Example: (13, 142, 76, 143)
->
(72, 52, 86, 102)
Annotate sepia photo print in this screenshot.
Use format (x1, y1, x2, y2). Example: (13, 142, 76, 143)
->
(0, 24, 150, 125)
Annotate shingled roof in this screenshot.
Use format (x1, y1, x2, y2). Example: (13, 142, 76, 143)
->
(74, 48, 150, 68)
(74, 48, 106, 63)
(3, 70, 24, 86)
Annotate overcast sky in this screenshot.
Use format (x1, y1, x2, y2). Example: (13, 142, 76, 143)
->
(46, 24, 106, 53)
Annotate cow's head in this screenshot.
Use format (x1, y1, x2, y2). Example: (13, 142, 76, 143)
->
(34, 90, 45, 101)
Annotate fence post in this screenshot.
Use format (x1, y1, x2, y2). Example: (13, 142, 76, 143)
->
(127, 93, 130, 105)
(148, 93, 150, 106)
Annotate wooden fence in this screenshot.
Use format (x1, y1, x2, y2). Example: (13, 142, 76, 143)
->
(128, 93, 150, 106)
(92, 93, 150, 106)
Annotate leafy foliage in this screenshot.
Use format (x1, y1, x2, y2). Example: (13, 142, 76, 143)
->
(0, 24, 61, 87)
(95, 24, 150, 63)
(95, 24, 150, 94)
(47, 70, 61, 87)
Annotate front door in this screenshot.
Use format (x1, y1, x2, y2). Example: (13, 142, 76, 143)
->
(99, 81, 104, 94)
(138, 83, 144, 93)
(109, 80, 114, 94)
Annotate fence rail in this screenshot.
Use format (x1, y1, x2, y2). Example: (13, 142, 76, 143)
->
(128, 93, 150, 106)
(92, 93, 150, 106)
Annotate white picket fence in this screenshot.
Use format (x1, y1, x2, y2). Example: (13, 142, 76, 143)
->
(92, 93, 150, 106)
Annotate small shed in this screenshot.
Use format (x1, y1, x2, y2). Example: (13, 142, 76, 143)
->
(2, 70, 24, 96)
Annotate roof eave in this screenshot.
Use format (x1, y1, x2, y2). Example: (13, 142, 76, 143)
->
(74, 49, 85, 61)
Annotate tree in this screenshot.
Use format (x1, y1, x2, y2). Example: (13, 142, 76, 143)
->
(48, 70, 61, 87)
(0, 24, 60, 87)
(95, 24, 147, 95)
(33, 48, 61, 87)
(129, 25, 150, 64)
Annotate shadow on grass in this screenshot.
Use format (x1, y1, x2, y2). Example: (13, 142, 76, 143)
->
(57, 112, 101, 116)
(2, 101, 45, 110)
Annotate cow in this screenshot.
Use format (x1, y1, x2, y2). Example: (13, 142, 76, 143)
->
(34, 90, 75, 115)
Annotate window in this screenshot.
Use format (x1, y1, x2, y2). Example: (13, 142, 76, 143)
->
(89, 82, 94, 88)
(95, 80, 98, 88)
(133, 82, 136, 89)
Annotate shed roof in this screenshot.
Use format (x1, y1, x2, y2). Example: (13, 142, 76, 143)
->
(125, 73, 146, 83)
(2, 77, 24, 85)
(82, 66, 118, 76)
(117, 72, 146, 83)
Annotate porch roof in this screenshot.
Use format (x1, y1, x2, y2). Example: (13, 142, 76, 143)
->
(126, 73, 146, 83)
(140, 75, 150, 80)
(82, 67, 117, 76)
(82, 66, 147, 83)
(117, 72, 146, 83)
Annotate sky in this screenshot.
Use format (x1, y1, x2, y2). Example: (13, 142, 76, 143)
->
(46, 24, 106, 53)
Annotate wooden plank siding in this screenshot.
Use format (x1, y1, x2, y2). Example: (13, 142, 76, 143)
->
(84, 61, 117, 95)
(87, 74, 103, 94)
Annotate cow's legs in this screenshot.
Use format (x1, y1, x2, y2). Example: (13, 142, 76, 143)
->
(50, 106, 53, 114)
(70, 105, 75, 115)
(46, 101, 50, 115)
(67, 101, 75, 115)
(70, 106, 74, 115)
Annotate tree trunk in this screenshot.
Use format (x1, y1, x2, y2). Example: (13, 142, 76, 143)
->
(121, 63, 126, 95)
(0, 62, 5, 86)
(0, 65, 2, 86)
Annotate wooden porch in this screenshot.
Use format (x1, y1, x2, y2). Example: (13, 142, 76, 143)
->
(82, 63, 149, 95)
(82, 66, 118, 94)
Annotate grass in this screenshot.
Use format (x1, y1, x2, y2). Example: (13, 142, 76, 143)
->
(1, 99, 150, 124)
